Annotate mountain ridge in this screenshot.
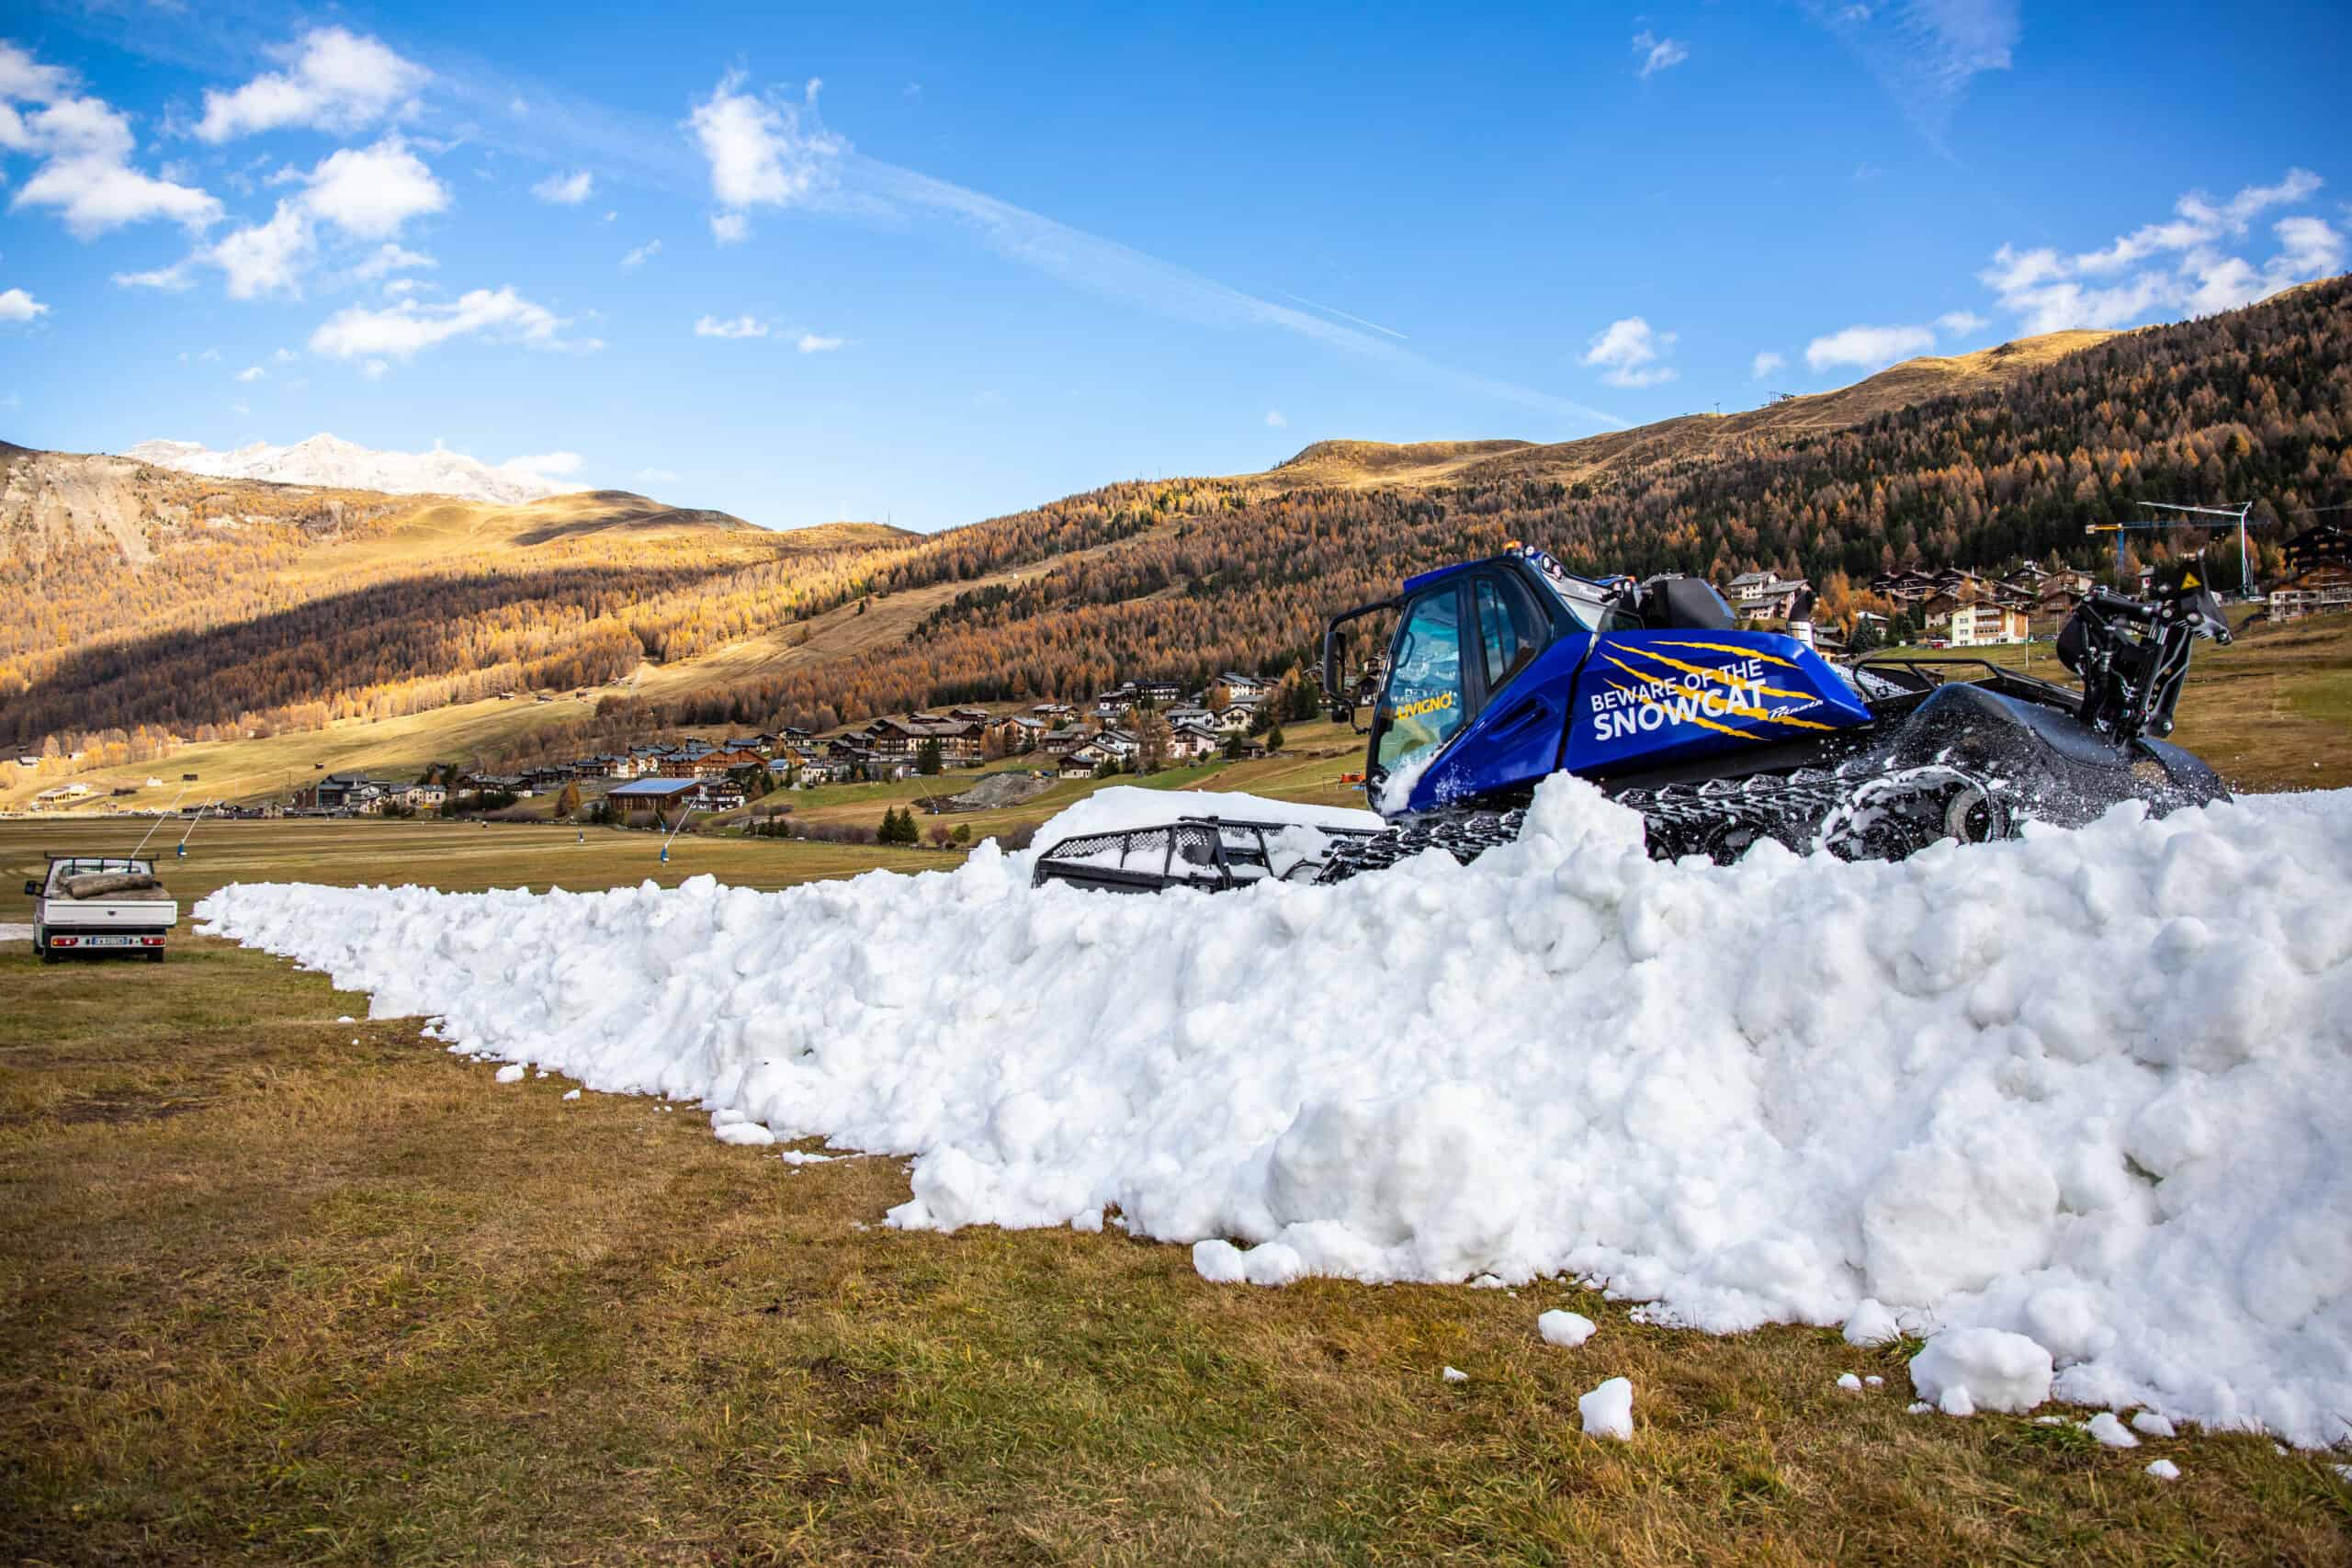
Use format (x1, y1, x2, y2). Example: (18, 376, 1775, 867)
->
(126, 433, 582, 506)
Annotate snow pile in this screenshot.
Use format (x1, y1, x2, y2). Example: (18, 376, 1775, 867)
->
(196, 776, 2352, 1447)
(1910, 1328, 2054, 1416)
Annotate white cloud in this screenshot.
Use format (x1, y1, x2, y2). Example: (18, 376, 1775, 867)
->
(310, 287, 578, 361)
(1750, 350, 1786, 379)
(0, 41, 72, 105)
(1980, 169, 2341, 333)
(1581, 316, 1679, 387)
(236, 364, 264, 382)
(0, 287, 49, 322)
(352, 243, 435, 281)
(635, 467, 680, 482)
(301, 138, 447, 239)
(1808, 0, 2018, 150)
(382, 278, 425, 299)
(1804, 322, 1937, 370)
(273, 347, 298, 363)
(532, 170, 594, 205)
(501, 451, 581, 486)
(709, 211, 748, 243)
(689, 73, 844, 240)
(602, 209, 617, 222)
(2, 51, 221, 238)
(362, 358, 389, 380)
(1935, 310, 1990, 334)
(695, 313, 770, 339)
(1264, 410, 1287, 428)
(795, 333, 844, 353)
(206, 201, 315, 299)
(231, 400, 249, 415)
(112, 264, 193, 291)
(621, 239, 662, 269)
(195, 28, 428, 143)
(1632, 31, 1690, 79)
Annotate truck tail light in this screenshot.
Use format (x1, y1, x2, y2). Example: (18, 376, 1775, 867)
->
(141, 936, 164, 946)
(51, 936, 77, 947)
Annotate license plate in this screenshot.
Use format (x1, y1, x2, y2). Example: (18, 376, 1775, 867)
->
(79, 935, 139, 948)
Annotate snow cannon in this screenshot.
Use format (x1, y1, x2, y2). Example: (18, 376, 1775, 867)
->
(1030, 547, 2233, 891)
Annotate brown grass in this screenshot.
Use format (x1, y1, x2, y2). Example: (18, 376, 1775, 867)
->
(5, 909, 2348, 1563)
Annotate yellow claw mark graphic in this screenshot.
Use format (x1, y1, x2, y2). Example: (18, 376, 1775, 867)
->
(1611, 641, 1816, 703)
(1600, 653, 1840, 733)
(1649, 638, 1802, 669)
(1631, 684, 1762, 741)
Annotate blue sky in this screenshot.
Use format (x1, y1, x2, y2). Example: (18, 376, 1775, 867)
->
(1, 1, 2346, 531)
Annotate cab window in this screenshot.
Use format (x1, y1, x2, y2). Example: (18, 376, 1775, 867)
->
(1375, 587, 1467, 772)
(1475, 576, 1544, 694)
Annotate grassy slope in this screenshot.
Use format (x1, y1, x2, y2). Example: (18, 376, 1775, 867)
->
(6, 821, 2350, 1562)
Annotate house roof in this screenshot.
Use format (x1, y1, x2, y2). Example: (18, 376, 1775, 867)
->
(610, 778, 698, 797)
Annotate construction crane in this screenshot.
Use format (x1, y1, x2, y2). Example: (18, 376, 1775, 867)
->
(2085, 501, 2278, 597)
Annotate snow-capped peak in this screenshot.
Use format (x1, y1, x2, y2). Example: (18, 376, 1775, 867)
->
(124, 433, 585, 505)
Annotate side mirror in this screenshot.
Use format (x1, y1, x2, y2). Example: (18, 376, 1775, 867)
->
(23, 880, 40, 897)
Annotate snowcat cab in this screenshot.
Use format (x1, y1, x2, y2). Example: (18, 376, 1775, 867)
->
(1031, 546, 2234, 890)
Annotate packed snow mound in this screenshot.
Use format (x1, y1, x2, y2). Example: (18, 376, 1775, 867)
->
(127, 434, 578, 504)
(1910, 1327, 2054, 1415)
(197, 777, 2352, 1447)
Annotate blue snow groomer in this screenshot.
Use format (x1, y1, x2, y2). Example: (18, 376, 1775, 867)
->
(1031, 547, 2233, 891)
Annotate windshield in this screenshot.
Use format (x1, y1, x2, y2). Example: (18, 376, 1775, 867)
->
(1374, 587, 1467, 773)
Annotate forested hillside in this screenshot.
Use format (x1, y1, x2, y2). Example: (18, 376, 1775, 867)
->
(4, 278, 2346, 765)
(624, 277, 2352, 731)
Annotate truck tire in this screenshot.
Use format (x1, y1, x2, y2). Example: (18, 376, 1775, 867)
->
(146, 948, 165, 964)
(38, 936, 58, 964)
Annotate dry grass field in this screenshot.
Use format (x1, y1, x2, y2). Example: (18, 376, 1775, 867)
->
(6, 818, 2350, 1563)
(6, 617, 2351, 1562)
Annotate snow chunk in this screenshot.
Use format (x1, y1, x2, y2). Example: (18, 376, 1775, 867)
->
(493, 1064, 526, 1084)
(1837, 1372, 1863, 1392)
(1905, 1401, 1933, 1415)
(2086, 1412, 2140, 1448)
(561, 1089, 582, 1101)
(1193, 1240, 1248, 1284)
(1538, 1309, 1597, 1348)
(1843, 1298, 1901, 1347)
(715, 1120, 776, 1146)
(1442, 1365, 1468, 1383)
(1578, 1377, 1634, 1440)
(1864, 1375, 1883, 1387)
(1910, 1328, 2052, 1416)
(2130, 1411, 2177, 1438)
(2145, 1459, 2181, 1481)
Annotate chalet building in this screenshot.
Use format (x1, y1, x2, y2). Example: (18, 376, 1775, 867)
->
(657, 754, 732, 781)
(1168, 722, 1222, 762)
(1216, 672, 1269, 701)
(1036, 728, 1090, 757)
(1871, 570, 1939, 604)
(607, 776, 744, 814)
(1031, 703, 1075, 723)
(1212, 702, 1259, 733)
(865, 716, 983, 764)
(1948, 603, 2030, 647)
(1725, 570, 1814, 620)
(2271, 525, 2352, 622)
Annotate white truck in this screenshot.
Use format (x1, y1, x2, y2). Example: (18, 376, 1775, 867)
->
(28, 854, 178, 963)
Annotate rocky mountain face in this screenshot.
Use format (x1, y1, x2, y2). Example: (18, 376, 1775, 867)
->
(125, 434, 577, 505)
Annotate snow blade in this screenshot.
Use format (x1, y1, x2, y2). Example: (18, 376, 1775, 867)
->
(1030, 816, 1382, 894)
